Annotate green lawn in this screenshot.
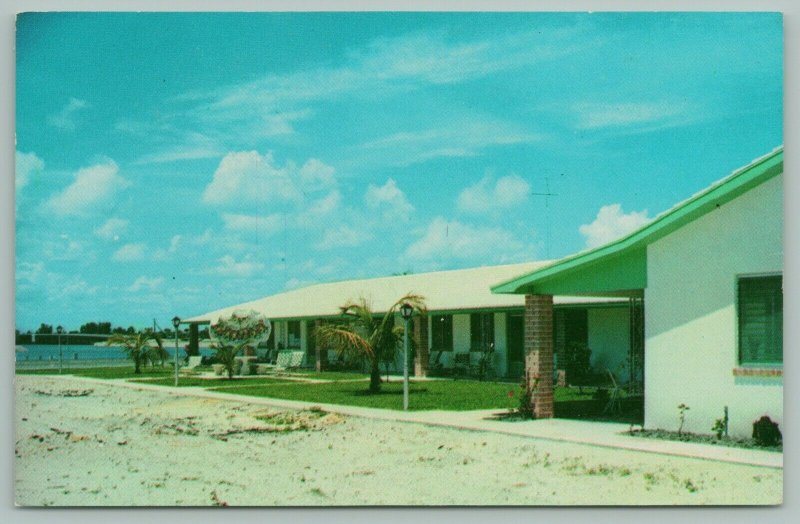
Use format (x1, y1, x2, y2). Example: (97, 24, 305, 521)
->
(16, 366, 174, 379)
(16, 365, 609, 414)
(208, 379, 528, 411)
(271, 370, 369, 381)
(130, 376, 292, 387)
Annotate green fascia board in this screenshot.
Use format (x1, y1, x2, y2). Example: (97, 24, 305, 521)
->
(493, 147, 783, 295)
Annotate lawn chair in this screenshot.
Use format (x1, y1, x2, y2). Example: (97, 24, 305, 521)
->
(261, 350, 306, 373)
(180, 355, 203, 376)
(453, 352, 471, 379)
(603, 369, 624, 414)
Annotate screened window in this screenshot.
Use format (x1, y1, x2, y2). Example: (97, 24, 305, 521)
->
(431, 315, 453, 351)
(470, 313, 495, 352)
(738, 275, 782, 365)
(287, 321, 301, 349)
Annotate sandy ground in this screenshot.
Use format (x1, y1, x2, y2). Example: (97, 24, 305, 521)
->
(14, 375, 782, 506)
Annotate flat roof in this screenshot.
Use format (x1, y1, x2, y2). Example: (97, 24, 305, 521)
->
(186, 262, 625, 324)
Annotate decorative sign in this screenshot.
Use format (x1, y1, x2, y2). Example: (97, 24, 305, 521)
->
(210, 310, 272, 346)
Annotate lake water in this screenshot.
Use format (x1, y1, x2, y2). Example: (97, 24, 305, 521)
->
(14, 344, 217, 369)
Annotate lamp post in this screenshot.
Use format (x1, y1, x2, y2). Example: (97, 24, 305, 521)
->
(57, 325, 64, 374)
(172, 316, 181, 387)
(399, 303, 414, 411)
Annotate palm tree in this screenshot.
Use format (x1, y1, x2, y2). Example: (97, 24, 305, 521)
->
(316, 294, 426, 393)
(212, 340, 250, 379)
(106, 330, 165, 374)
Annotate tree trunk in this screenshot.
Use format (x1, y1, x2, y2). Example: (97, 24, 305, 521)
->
(369, 360, 381, 393)
(134, 355, 141, 374)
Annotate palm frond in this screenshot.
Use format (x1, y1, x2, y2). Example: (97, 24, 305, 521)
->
(316, 324, 374, 359)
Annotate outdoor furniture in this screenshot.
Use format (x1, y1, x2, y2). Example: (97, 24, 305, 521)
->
(180, 355, 203, 375)
(602, 369, 625, 414)
(261, 350, 306, 372)
(453, 352, 471, 379)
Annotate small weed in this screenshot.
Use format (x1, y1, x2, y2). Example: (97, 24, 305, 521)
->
(684, 479, 699, 493)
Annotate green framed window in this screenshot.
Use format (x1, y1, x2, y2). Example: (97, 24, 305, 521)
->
(431, 315, 453, 351)
(738, 275, 782, 366)
(470, 313, 495, 352)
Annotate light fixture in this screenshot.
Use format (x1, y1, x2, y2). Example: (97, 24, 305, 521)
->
(399, 303, 414, 321)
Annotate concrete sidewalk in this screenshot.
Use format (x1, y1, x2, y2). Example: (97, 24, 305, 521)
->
(40, 374, 783, 470)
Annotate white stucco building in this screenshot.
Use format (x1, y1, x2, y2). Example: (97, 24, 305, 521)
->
(494, 147, 783, 436)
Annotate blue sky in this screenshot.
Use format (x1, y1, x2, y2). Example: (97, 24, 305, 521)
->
(15, 12, 783, 331)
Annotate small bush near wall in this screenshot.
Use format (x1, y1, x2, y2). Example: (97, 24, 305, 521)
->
(752, 416, 782, 447)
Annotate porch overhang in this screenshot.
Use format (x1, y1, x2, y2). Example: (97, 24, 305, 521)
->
(492, 147, 783, 298)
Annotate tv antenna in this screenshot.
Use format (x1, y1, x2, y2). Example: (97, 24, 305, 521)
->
(530, 175, 559, 259)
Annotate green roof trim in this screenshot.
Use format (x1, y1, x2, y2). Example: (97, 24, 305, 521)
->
(493, 147, 783, 296)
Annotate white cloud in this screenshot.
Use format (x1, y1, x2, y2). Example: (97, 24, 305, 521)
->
(45, 160, 130, 217)
(457, 175, 530, 214)
(573, 101, 692, 130)
(47, 97, 89, 130)
(112, 243, 147, 262)
(15, 151, 44, 193)
(296, 190, 342, 227)
(222, 213, 284, 235)
(299, 158, 336, 190)
(152, 234, 185, 261)
(579, 204, 651, 248)
(316, 225, 372, 250)
(202, 151, 336, 206)
(365, 179, 414, 221)
(16, 261, 98, 302)
(94, 218, 129, 241)
(213, 255, 265, 278)
(405, 217, 527, 261)
(127, 276, 164, 292)
(359, 119, 542, 167)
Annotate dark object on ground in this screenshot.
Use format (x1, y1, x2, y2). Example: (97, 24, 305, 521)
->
(752, 416, 782, 447)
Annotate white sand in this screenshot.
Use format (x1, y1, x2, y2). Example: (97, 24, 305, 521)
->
(14, 375, 782, 506)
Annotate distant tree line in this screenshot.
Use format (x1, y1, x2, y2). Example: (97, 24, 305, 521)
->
(15, 321, 210, 345)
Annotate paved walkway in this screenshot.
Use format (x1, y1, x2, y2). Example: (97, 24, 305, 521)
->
(37, 375, 783, 470)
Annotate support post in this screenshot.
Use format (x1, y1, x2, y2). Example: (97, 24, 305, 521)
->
(524, 294, 554, 418)
(413, 314, 429, 377)
(314, 320, 326, 372)
(188, 324, 199, 356)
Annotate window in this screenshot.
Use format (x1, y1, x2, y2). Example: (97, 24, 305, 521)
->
(470, 313, 494, 352)
(287, 321, 301, 349)
(738, 275, 782, 366)
(431, 315, 453, 351)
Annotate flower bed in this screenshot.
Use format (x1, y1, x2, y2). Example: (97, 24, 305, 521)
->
(627, 428, 782, 452)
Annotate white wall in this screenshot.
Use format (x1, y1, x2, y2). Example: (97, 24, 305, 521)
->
(588, 307, 630, 382)
(645, 174, 783, 437)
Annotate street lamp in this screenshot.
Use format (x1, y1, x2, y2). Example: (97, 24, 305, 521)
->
(399, 303, 414, 411)
(57, 325, 64, 374)
(172, 316, 181, 387)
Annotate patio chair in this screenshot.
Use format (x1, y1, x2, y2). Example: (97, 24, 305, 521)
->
(602, 369, 624, 414)
(179, 355, 203, 376)
(453, 352, 471, 379)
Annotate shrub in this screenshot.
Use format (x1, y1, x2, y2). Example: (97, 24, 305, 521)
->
(752, 416, 782, 447)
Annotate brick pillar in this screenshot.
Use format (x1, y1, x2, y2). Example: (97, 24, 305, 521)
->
(525, 294, 554, 419)
(413, 314, 429, 377)
(314, 320, 326, 372)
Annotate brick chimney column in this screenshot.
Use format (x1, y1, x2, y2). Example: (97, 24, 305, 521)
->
(525, 294, 554, 418)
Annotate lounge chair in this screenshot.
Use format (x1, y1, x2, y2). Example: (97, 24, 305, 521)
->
(603, 369, 625, 414)
(180, 355, 204, 376)
(260, 350, 306, 373)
